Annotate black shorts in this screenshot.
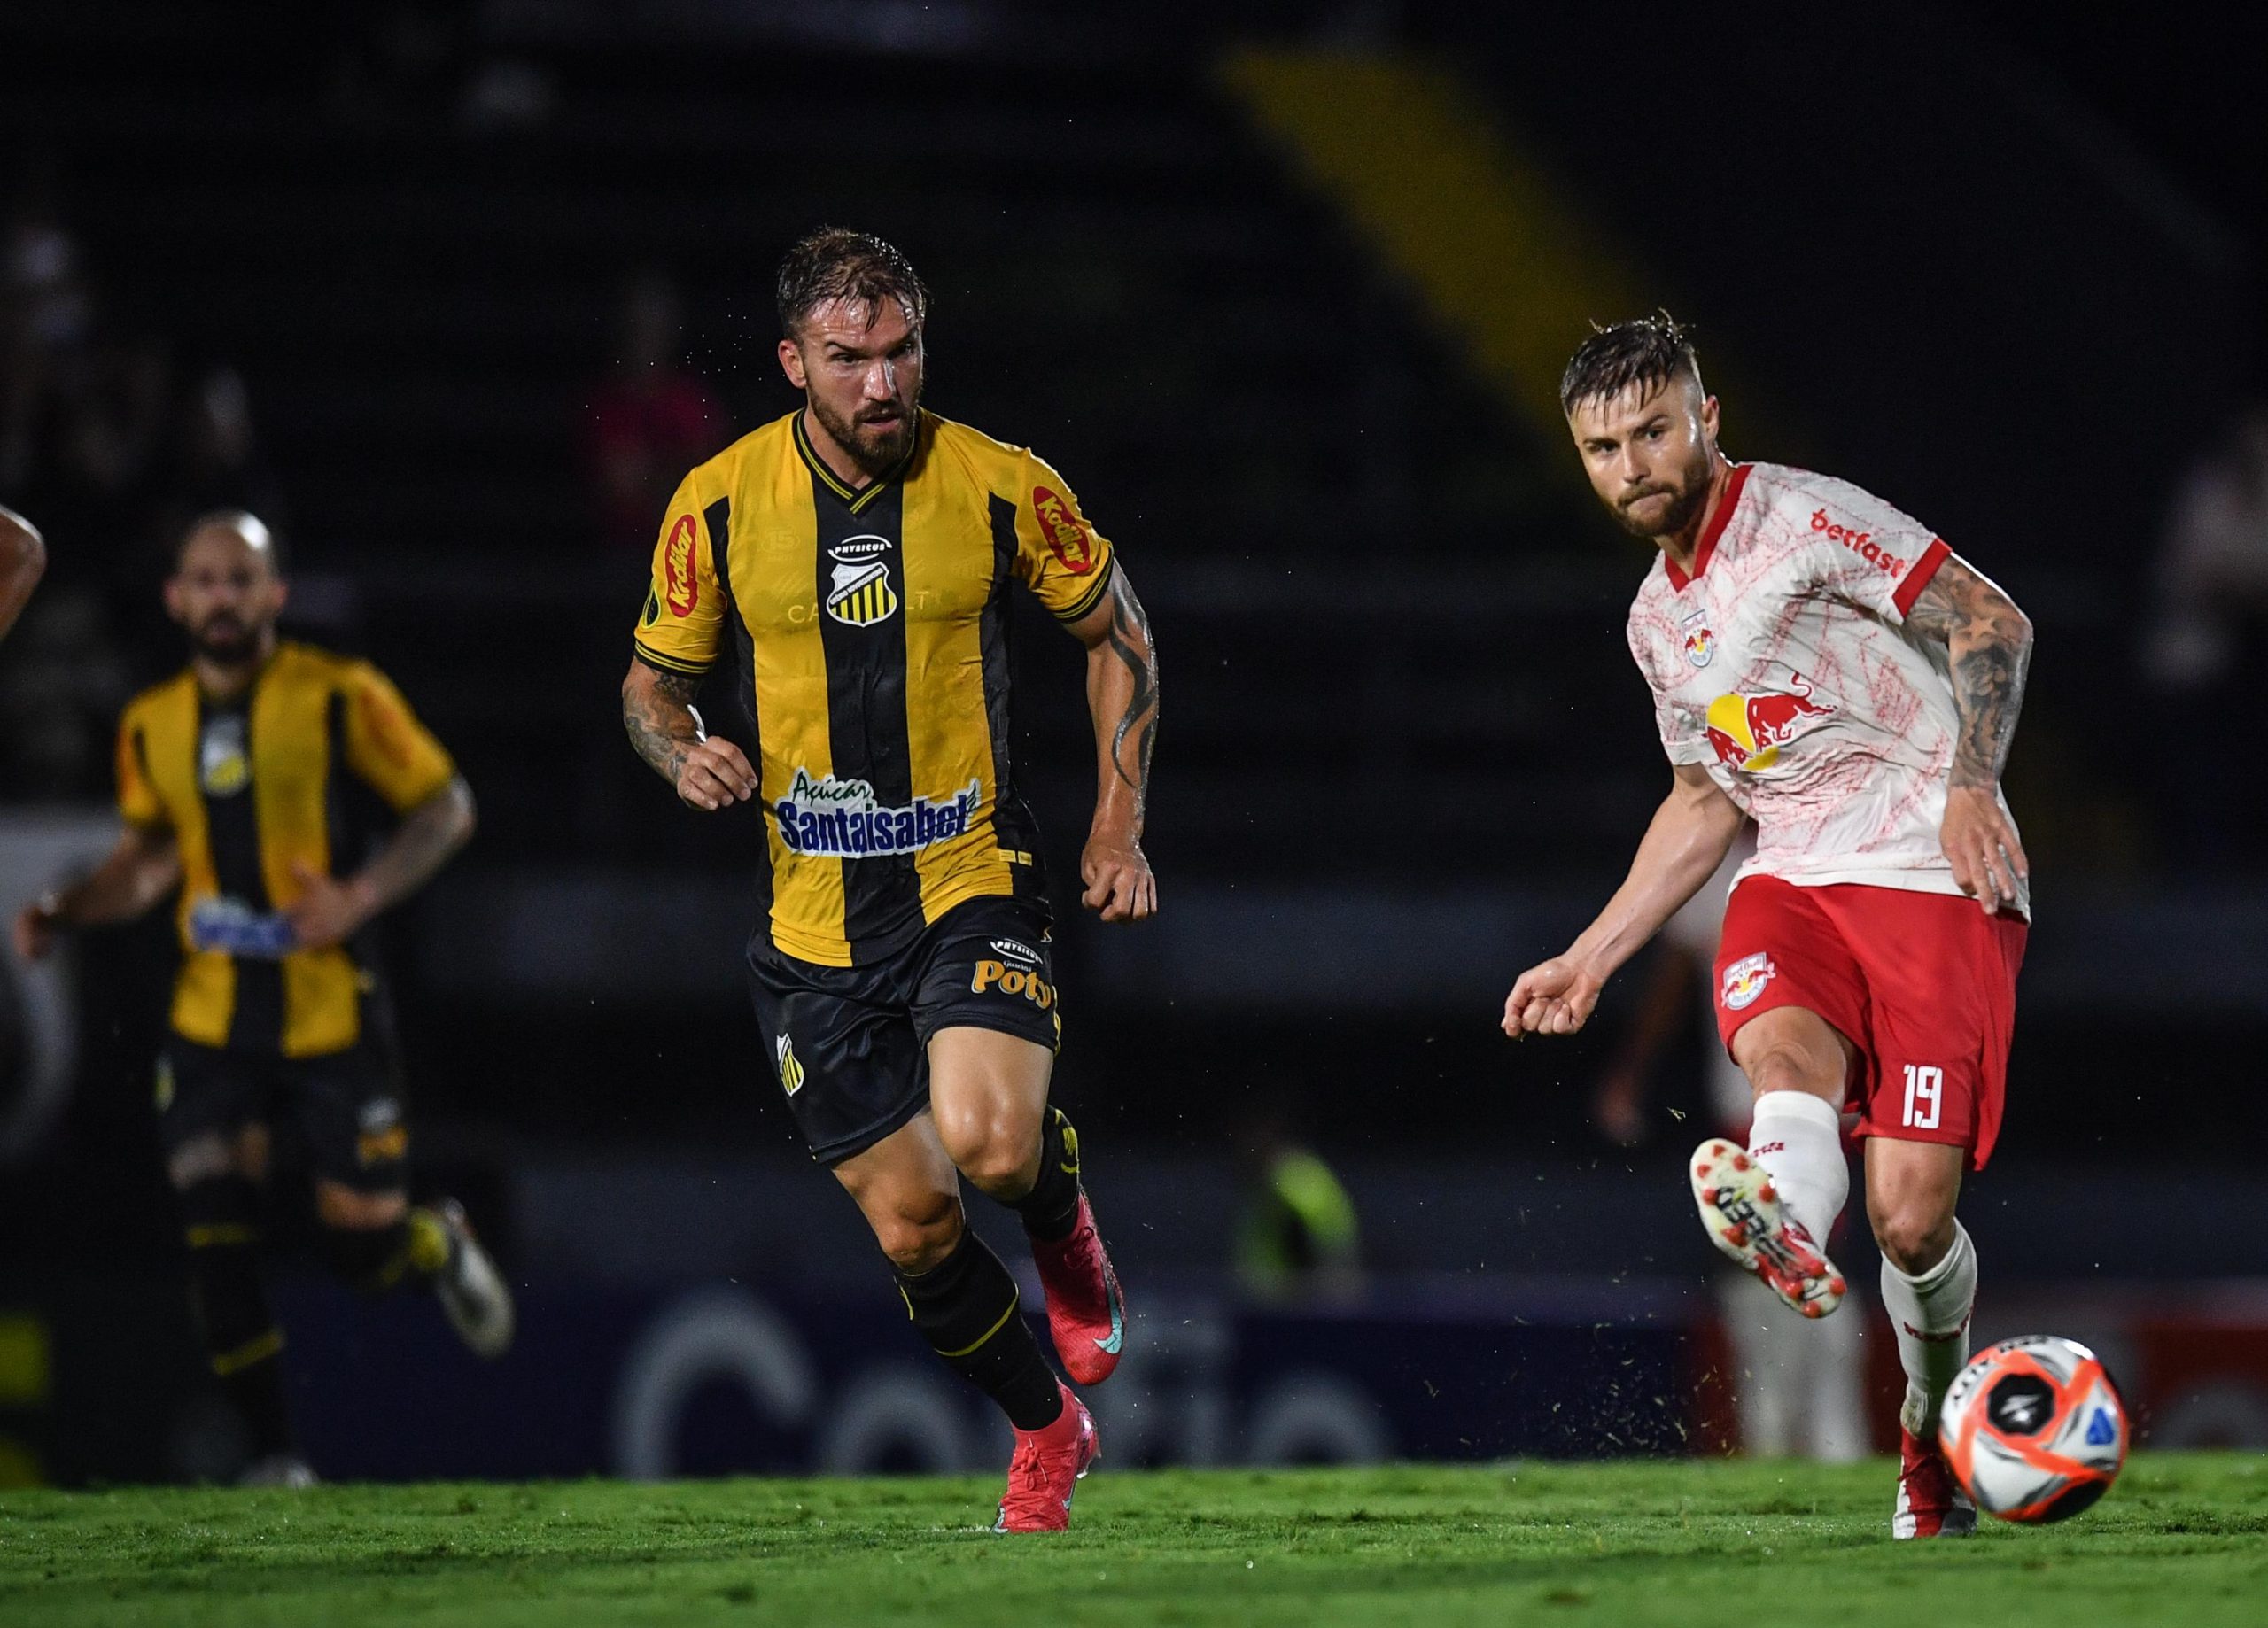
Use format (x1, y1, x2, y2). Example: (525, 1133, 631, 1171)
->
(745, 895, 1063, 1167)
(155, 1038, 410, 1193)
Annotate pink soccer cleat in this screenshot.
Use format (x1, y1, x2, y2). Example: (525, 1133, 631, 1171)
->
(1029, 1192, 1127, 1385)
(994, 1383, 1100, 1534)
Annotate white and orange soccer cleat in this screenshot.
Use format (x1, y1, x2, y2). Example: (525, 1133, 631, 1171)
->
(1029, 1193, 1127, 1386)
(1894, 1425, 1978, 1539)
(994, 1383, 1100, 1534)
(1689, 1138, 1847, 1318)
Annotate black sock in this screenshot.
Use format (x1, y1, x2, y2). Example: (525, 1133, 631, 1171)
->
(319, 1219, 408, 1292)
(182, 1177, 295, 1461)
(1011, 1106, 1083, 1244)
(896, 1228, 1065, 1430)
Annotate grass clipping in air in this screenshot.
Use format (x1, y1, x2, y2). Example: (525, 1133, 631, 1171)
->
(4, 1456, 2264, 1626)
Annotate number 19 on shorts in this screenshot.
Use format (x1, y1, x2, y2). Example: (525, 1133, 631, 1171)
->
(1901, 1064, 1944, 1130)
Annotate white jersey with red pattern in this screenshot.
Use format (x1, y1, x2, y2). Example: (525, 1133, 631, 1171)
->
(1626, 461, 2026, 913)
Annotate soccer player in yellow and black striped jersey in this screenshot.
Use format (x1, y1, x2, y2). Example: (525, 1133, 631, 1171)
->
(12, 512, 513, 1485)
(622, 229, 1160, 1532)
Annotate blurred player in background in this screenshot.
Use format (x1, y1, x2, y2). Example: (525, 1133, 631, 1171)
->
(1233, 1098, 1361, 1303)
(12, 511, 510, 1485)
(1590, 827, 1864, 1461)
(0, 503, 43, 640)
(621, 229, 1159, 1532)
(1504, 314, 2035, 1537)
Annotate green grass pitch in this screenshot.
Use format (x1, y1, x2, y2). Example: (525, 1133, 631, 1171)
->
(4, 1455, 2263, 1626)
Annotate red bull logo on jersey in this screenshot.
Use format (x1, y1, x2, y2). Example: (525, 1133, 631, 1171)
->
(1681, 610, 1715, 669)
(1705, 676, 1834, 771)
(1721, 951, 1778, 1012)
(773, 768, 983, 858)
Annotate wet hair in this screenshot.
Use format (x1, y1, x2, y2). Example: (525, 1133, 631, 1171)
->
(775, 228, 929, 340)
(173, 509, 285, 574)
(1558, 310, 1705, 415)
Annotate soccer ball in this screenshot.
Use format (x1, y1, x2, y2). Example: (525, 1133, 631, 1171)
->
(1938, 1335, 2127, 1523)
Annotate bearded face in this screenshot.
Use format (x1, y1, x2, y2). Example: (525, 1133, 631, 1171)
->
(1606, 437, 1716, 539)
(167, 521, 285, 667)
(1566, 375, 1723, 543)
(783, 296, 925, 478)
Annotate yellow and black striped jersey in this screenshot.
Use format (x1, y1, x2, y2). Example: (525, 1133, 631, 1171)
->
(115, 642, 457, 1058)
(632, 408, 1117, 967)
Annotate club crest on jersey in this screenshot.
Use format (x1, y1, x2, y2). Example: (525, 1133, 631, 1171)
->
(198, 714, 250, 796)
(1705, 671, 1834, 771)
(355, 1097, 407, 1166)
(826, 535, 899, 627)
(773, 768, 983, 858)
(1681, 610, 1715, 669)
(1721, 952, 1777, 1012)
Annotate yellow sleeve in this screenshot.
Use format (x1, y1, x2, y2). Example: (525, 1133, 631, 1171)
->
(632, 474, 726, 676)
(1015, 452, 1116, 622)
(114, 705, 167, 830)
(343, 663, 457, 813)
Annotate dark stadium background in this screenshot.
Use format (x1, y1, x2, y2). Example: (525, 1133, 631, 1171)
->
(3, 2, 2264, 1485)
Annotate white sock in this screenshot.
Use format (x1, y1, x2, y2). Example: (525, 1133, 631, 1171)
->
(1879, 1221, 1977, 1436)
(1745, 1090, 1848, 1243)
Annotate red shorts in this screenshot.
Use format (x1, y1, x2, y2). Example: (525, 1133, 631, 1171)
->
(1713, 877, 2027, 1170)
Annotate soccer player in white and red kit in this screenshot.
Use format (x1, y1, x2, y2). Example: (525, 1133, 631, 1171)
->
(1503, 314, 2036, 1539)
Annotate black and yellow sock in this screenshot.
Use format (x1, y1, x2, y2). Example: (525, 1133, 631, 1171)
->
(318, 1205, 452, 1293)
(1011, 1106, 1083, 1244)
(181, 1175, 294, 1461)
(895, 1227, 1065, 1430)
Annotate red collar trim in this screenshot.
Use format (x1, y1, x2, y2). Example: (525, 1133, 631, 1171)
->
(1664, 461, 1751, 592)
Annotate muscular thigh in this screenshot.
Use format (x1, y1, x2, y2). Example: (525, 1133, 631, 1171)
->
(927, 1026, 1052, 1161)
(1817, 887, 2028, 1172)
(156, 1042, 275, 1185)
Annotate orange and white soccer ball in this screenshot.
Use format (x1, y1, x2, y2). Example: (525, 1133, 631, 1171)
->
(1938, 1335, 2127, 1523)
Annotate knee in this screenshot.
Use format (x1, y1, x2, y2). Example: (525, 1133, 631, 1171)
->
(1871, 1202, 1955, 1276)
(932, 1104, 1038, 1195)
(1741, 1039, 1840, 1103)
(168, 1125, 270, 1192)
(315, 1182, 407, 1231)
(874, 1196, 964, 1275)
(1732, 1010, 1851, 1106)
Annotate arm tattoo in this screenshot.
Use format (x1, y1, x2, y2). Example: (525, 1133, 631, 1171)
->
(358, 778, 474, 912)
(1102, 571, 1159, 801)
(623, 664, 703, 786)
(1906, 557, 2033, 788)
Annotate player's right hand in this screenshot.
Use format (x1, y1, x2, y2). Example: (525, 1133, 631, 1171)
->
(675, 736, 757, 811)
(11, 900, 59, 963)
(1502, 956, 1602, 1039)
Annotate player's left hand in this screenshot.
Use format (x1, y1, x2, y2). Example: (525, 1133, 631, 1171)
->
(286, 863, 379, 950)
(1080, 836, 1155, 923)
(1939, 785, 2027, 912)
